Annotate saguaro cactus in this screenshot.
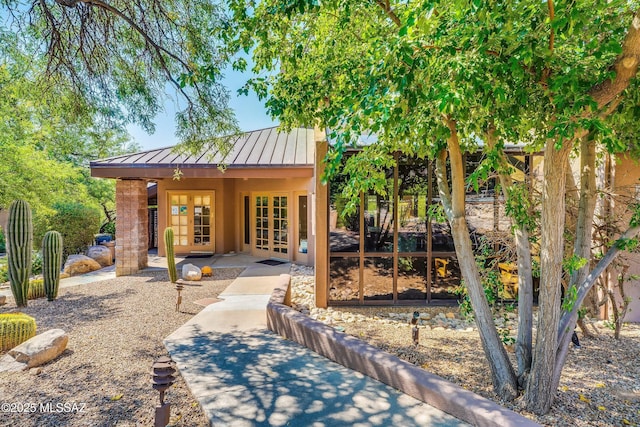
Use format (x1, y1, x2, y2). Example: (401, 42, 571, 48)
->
(7, 200, 33, 307)
(164, 227, 178, 283)
(42, 230, 63, 301)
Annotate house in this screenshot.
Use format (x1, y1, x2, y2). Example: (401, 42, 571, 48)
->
(90, 126, 640, 320)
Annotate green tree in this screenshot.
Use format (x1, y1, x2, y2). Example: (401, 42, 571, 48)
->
(1, 0, 238, 148)
(223, 0, 640, 414)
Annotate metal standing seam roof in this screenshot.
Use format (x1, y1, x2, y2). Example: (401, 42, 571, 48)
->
(91, 126, 315, 168)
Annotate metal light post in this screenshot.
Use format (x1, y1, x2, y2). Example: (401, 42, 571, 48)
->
(175, 280, 184, 312)
(411, 311, 420, 346)
(152, 356, 176, 427)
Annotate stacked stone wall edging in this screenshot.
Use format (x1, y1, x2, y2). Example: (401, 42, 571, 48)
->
(266, 273, 540, 427)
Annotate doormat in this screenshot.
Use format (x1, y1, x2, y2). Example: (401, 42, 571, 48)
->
(256, 259, 286, 266)
(186, 254, 213, 258)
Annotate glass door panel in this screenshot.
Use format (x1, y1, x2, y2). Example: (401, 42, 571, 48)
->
(170, 194, 189, 247)
(255, 196, 269, 251)
(253, 194, 289, 258)
(273, 196, 288, 255)
(193, 195, 212, 246)
(167, 192, 214, 251)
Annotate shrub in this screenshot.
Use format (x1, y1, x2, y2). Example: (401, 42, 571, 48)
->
(31, 251, 43, 276)
(0, 226, 5, 253)
(0, 264, 7, 283)
(42, 203, 101, 257)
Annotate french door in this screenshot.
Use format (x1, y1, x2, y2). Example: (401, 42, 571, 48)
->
(167, 191, 215, 253)
(254, 193, 289, 259)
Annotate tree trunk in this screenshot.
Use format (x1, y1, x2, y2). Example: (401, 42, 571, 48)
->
(569, 137, 597, 307)
(437, 118, 518, 400)
(524, 140, 571, 414)
(486, 129, 533, 382)
(553, 224, 640, 392)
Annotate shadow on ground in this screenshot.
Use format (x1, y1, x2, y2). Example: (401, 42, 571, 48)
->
(166, 325, 468, 427)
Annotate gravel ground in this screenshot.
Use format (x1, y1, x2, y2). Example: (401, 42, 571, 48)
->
(290, 264, 640, 427)
(0, 268, 244, 427)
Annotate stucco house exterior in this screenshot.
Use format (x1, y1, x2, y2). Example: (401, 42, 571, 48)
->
(90, 126, 640, 320)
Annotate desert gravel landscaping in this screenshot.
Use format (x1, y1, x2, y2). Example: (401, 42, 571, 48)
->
(0, 268, 243, 427)
(290, 265, 640, 427)
(2, 263, 638, 427)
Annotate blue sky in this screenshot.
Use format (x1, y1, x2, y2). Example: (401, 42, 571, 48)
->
(127, 70, 277, 150)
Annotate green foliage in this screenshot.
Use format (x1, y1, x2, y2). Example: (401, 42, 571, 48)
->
(561, 285, 578, 312)
(42, 230, 63, 301)
(0, 226, 5, 253)
(0, 312, 36, 351)
(41, 203, 100, 257)
(31, 251, 42, 276)
(505, 183, 538, 232)
(563, 255, 588, 275)
(7, 199, 33, 307)
(0, 264, 7, 283)
(615, 237, 640, 252)
(427, 204, 447, 223)
(164, 228, 178, 283)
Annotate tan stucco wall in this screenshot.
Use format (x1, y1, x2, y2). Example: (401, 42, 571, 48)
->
(612, 155, 640, 322)
(156, 176, 314, 265)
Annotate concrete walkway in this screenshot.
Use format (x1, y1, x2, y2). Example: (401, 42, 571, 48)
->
(164, 261, 470, 427)
(0, 265, 116, 298)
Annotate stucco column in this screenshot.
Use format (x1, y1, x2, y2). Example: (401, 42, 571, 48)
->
(314, 128, 329, 308)
(115, 179, 149, 276)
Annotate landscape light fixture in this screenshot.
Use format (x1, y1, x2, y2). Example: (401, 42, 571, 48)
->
(411, 311, 420, 346)
(152, 356, 176, 427)
(175, 280, 184, 312)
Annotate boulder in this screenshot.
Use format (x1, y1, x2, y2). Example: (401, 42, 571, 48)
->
(63, 255, 102, 276)
(0, 295, 5, 306)
(8, 329, 68, 369)
(0, 354, 27, 372)
(86, 245, 113, 267)
(181, 264, 202, 281)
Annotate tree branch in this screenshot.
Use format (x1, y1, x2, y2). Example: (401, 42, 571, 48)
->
(375, 0, 401, 27)
(588, 12, 640, 109)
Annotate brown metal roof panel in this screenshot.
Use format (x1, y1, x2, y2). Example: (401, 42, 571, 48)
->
(246, 128, 271, 164)
(134, 149, 167, 164)
(255, 128, 279, 165)
(232, 129, 260, 165)
(270, 129, 288, 165)
(294, 128, 308, 165)
(281, 128, 298, 165)
(306, 128, 315, 164)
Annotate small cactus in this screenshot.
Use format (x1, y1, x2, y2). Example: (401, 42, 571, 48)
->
(42, 231, 63, 301)
(27, 278, 46, 300)
(7, 200, 33, 307)
(0, 312, 37, 351)
(164, 227, 178, 283)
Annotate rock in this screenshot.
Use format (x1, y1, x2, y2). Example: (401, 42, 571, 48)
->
(8, 329, 68, 369)
(86, 245, 113, 267)
(63, 255, 102, 276)
(445, 312, 456, 319)
(0, 295, 5, 305)
(181, 264, 202, 281)
(0, 354, 27, 372)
